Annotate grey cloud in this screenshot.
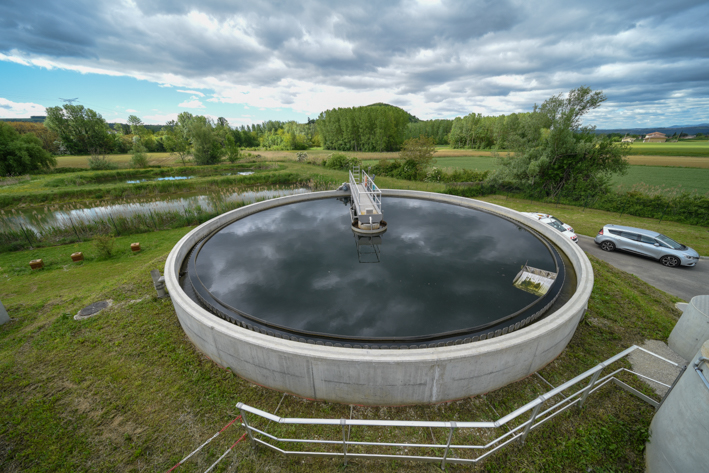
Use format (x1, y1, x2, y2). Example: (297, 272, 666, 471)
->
(0, 0, 708, 125)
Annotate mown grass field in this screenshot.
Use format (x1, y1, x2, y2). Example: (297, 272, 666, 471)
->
(627, 141, 709, 157)
(611, 166, 709, 194)
(0, 223, 682, 472)
(409, 156, 709, 195)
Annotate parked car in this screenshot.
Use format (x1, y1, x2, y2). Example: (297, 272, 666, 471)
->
(521, 212, 579, 243)
(594, 224, 700, 267)
(524, 212, 574, 233)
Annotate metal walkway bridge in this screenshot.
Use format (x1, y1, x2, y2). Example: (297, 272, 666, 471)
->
(348, 167, 382, 230)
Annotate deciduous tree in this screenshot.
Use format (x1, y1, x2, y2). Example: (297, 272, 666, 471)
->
(488, 86, 629, 198)
(0, 122, 56, 175)
(44, 105, 112, 155)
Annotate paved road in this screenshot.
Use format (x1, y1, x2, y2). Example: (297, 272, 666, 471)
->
(577, 235, 709, 302)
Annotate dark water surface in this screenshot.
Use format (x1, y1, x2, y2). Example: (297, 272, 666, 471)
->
(194, 197, 557, 338)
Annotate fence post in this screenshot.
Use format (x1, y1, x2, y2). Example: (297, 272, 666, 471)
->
(440, 421, 456, 470)
(341, 418, 348, 466)
(237, 403, 257, 449)
(520, 399, 543, 445)
(579, 363, 605, 409)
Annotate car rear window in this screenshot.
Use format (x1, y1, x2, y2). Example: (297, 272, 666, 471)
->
(620, 232, 639, 240)
(608, 230, 622, 236)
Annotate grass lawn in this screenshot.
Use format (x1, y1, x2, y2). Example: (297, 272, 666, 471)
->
(0, 221, 681, 472)
(476, 195, 709, 255)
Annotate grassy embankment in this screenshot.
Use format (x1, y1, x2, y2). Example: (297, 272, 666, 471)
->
(0, 225, 681, 472)
(475, 195, 709, 255)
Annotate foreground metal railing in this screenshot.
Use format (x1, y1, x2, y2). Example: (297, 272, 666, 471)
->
(234, 345, 682, 469)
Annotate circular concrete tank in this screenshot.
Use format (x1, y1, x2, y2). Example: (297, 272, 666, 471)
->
(668, 295, 709, 361)
(165, 190, 594, 405)
(646, 339, 709, 472)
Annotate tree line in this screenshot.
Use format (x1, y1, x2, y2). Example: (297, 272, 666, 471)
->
(317, 104, 412, 151)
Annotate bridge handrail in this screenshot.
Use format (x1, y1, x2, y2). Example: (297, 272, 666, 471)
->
(349, 169, 381, 214)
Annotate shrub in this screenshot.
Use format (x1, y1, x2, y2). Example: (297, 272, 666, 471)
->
(87, 154, 118, 170)
(130, 152, 149, 168)
(93, 234, 115, 258)
(296, 152, 308, 162)
(324, 153, 361, 171)
(130, 137, 150, 168)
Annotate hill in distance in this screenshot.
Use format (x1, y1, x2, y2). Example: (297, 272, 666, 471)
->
(364, 102, 420, 123)
(595, 124, 709, 135)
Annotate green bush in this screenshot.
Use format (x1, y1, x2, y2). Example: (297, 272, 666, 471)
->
(323, 153, 361, 171)
(130, 152, 149, 168)
(87, 155, 119, 170)
(93, 234, 115, 258)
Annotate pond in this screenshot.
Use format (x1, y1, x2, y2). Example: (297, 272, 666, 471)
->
(3, 187, 310, 233)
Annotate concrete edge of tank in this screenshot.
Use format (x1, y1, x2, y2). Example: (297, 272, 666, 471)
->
(164, 189, 594, 405)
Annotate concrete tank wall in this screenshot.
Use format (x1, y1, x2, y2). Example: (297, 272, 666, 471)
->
(0, 300, 9, 326)
(646, 340, 709, 472)
(164, 190, 594, 405)
(668, 295, 709, 361)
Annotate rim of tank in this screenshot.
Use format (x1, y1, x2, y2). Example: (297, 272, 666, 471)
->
(178, 191, 570, 349)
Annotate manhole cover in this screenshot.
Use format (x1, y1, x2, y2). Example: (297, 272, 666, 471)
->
(75, 300, 112, 320)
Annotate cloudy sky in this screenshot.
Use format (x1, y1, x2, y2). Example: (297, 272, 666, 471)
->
(1, 0, 708, 127)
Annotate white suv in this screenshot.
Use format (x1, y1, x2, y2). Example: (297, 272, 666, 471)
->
(521, 212, 579, 244)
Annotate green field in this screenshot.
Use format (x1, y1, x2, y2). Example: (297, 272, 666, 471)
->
(611, 166, 709, 194)
(416, 156, 709, 195)
(627, 141, 709, 157)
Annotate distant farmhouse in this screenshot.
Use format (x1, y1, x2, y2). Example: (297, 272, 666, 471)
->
(680, 135, 697, 140)
(643, 132, 667, 143)
(621, 136, 636, 143)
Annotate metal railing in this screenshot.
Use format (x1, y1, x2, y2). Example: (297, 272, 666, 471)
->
(349, 168, 382, 215)
(234, 345, 682, 469)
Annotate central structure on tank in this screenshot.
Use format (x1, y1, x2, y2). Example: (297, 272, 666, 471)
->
(349, 167, 385, 232)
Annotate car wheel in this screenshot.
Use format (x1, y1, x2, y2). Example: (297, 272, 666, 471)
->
(660, 255, 680, 267)
(600, 241, 616, 252)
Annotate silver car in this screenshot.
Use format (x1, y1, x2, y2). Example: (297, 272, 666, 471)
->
(595, 224, 700, 267)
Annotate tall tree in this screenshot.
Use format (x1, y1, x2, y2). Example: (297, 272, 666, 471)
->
(488, 86, 630, 197)
(190, 118, 223, 165)
(163, 120, 191, 165)
(5, 122, 60, 154)
(127, 115, 146, 136)
(44, 105, 112, 155)
(399, 135, 436, 175)
(0, 122, 56, 175)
